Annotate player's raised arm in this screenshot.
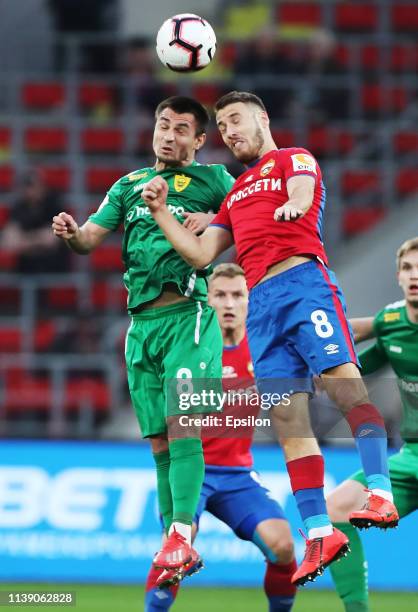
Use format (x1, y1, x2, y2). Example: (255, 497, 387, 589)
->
(143, 176, 233, 268)
(349, 317, 375, 343)
(52, 212, 110, 254)
(274, 175, 315, 221)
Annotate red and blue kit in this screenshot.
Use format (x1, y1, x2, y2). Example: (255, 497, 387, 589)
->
(194, 335, 286, 536)
(211, 148, 328, 289)
(211, 148, 359, 392)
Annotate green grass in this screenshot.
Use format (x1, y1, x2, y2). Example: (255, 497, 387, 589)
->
(0, 585, 416, 611)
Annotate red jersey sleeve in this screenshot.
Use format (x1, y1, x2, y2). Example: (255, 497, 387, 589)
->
(210, 196, 232, 232)
(281, 147, 320, 184)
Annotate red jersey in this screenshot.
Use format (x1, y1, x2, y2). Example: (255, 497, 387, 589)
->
(202, 334, 259, 468)
(211, 148, 328, 289)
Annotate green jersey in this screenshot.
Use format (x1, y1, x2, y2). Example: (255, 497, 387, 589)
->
(359, 300, 418, 443)
(89, 161, 235, 310)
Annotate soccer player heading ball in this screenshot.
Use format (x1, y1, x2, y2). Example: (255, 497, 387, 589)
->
(52, 96, 235, 576)
(142, 91, 399, 585)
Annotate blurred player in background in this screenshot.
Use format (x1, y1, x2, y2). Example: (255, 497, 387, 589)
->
(51, 96, 235, 573)
(327, 237, 418, 612)
(145, 263, 297, 612)
(141, 90, 399, 586)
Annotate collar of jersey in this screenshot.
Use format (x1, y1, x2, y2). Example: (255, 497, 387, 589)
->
(154, 160, 198, 172)
(246, 149, 278, 169)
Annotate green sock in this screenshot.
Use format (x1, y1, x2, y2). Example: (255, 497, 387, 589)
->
(330, 522, 369, 612)
(153, 450, 173, 533)
(168, 437, 204, 525)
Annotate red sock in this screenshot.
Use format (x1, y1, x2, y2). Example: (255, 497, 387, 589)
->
(264, 559, 297, 597)
(145, 563, 179, 599)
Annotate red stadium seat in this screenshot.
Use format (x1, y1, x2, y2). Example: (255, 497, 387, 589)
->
(335, 3, 378, 31)
(343, 206, 386, 237)
(0, 127, 11, 151)
(392, 3, 418, 32)
(0, 249, 18, 270)
(396, 169, 418, 195)
(91, 245, 123, 272)
(307, 127, 355, 157)
(361, 84, 408, 114)
(46, 287, 78, 310)
(24, 127, 68, 154)
(393, 131, 418, 155)
(0, 327, 22, 351)
(39, 165, 71, 191)
(81, 128, 124, 154)
(342, 170, 380, 195)
(34, 320, 57, 351)
(0, 165, 15, 191)
(0, 286, 20, 310)
(218, 41, 238, 67)
(361, 44, 380, 71)
(4, 370, 52, 413)
(191, 84, 223, 106)
(91, 281, 127, 309)
(271, 129, 296, 148)
(78, 83, 116, 110)
(85, 167, 128, 193)
(276, 2, 322, 27)
(0, 204, 9, 229)
(22, 82, 66, 110)
(334, 44, 350, 68)
(65, 378, 110, 412)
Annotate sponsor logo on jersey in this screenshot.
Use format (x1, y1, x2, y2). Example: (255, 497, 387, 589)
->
(126, 204, 185, 221)
(244, 174, 254, 183)
(358, 428, 374, 437)
(324, 343, 339, 355)
(260, 159, 275, 177)
(384, 312, 401, 322)
(222, 365, 237, 378)
(291, 153, 316, 174)
(174, 174, 191, 192)
(389, 345, 402, 354)
(400, 379, 418, 393)
(128, 172, 148, 181)
(226, 178, 282, 209)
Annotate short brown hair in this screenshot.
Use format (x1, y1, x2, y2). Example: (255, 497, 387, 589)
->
(155, 96, 209, 136)
(214, 91, 266, 114)
(209, 263, 246, 285)
(396, 237, 418, 270)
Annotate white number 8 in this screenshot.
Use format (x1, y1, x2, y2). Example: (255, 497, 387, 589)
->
(176, 367, 194, 396)
(310, 309, 334, 338)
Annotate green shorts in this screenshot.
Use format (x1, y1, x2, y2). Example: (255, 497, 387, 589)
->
(125, 300, 223, 438)
(350, 442, 418, 518)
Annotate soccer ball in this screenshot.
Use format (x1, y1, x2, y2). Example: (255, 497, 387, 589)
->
(156, 13, 216, 72)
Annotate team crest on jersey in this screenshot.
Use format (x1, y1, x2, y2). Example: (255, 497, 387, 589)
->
(384, 312, 401, 322)
(291, 153, 316, 174)
(260, 159, 275, 177)
(128, 172, 148, 181)
(174, 174, 191, 192)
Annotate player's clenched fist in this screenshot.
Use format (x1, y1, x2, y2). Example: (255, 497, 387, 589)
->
(52, 212, 79, 240)
(142, 176, 169, 213)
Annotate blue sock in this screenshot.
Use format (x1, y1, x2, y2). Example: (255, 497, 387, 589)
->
(268, 595, 295, 612)
(294, 487, 331, 534)
(144, 587, 174, 611)
(354, 423, 391, 492)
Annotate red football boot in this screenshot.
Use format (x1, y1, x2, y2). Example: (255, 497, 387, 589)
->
(156, 548, 204, 589)
(291, 528, 350, 586)
(349, 492, 399, 530)
(153, 528, 192, 570)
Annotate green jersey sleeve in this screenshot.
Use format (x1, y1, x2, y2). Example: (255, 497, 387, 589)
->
(359, 342, 388, 375)
(88, 180, 125, 230)
(211, 165, 235, 211)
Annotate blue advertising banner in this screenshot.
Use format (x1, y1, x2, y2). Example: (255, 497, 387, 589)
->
(0, 441, 416, 589)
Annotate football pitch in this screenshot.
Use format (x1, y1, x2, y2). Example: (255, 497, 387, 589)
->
(1, 585, 416, 611)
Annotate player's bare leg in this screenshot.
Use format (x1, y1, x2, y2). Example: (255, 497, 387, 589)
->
(271, 394, 349, 585)
(321, 363, 399, 529)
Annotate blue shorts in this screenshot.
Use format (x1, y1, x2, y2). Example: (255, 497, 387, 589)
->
(194, 466, 285, 540)
(247, 260, 359, 395)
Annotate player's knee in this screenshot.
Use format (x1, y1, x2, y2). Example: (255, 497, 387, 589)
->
(271, 537, 294, 564)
